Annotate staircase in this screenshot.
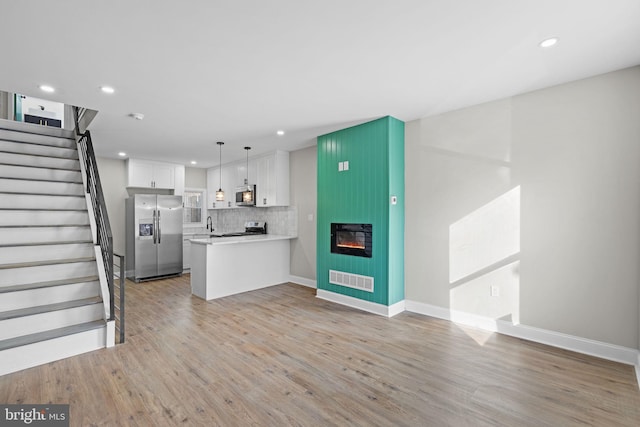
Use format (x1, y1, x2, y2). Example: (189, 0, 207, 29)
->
(0, 120, 110, 376)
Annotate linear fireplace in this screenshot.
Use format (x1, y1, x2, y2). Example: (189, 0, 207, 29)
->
(331, 223, 372, 258)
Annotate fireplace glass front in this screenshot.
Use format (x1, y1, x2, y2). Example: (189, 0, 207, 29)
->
(331, 223, 372, 258)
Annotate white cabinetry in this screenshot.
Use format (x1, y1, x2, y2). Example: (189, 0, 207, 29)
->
(183, 238, 191, 270)
(206, 165, 236, 209)
(236, 158, 257, 188)
(255, 151, 289, 207)
(206, 150, 288, 208)
(127, 159, 185, 195)
(183, 234, 209, 270)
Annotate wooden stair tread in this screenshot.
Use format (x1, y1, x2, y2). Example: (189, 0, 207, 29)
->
(0, 162, 80, 172)
(0, 190, 85, 197)
(0, 240, 93, 249)
(0, 275, 100, 293)
(0, 256, 96, 270)
(0, 120, 76, 139)
(0, 297, 102, 321)
(0, 224, 90, 229)
(0, 224, 90, 228)
(0, 176, 82, 184)
(0, 320, 104, 351)
(0, 149, 79, 161)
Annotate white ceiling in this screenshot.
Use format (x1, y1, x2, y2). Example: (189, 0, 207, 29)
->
(2, 1, 639, 168)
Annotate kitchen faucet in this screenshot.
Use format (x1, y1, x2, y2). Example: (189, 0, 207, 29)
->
(206, 216, 213, 232)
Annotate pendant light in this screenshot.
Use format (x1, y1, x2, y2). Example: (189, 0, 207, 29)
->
(215, 141, 225, 201)
(242, 146, 253, 203)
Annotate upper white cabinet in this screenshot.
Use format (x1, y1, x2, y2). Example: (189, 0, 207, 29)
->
(206, 164, 236, 209)
(206, 150, 289, 209)
(127, 159, 185, 195)
(255, 151, 289, 207)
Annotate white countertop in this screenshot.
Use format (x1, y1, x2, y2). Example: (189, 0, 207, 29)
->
(190, 234, 296, 246)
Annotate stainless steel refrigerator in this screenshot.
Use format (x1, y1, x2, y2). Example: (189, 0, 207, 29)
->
(125, 194, 183, 281)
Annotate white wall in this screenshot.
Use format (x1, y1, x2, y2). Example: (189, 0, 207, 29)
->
(185, 167, 206, 188)
(289, 146, 317, 281)
(405, 66, 640, 349)
(96, 157, 128, 255)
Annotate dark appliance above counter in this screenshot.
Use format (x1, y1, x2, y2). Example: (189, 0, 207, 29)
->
(235, 184, 256, 206)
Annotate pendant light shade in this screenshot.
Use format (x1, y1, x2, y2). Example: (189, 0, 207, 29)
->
(216, 141, 224, 201)
(242, 146, 253, 203)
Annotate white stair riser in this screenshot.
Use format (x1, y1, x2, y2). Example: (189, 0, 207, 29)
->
(0, 261, 98, 287)
(0, 326, 105, 376)
(0, 304, 103, 341)
(0, 243, 94, 265)
(0, 152, 79, 170)
(0, 194, 87, 210)
(0, 129, 75, 149)
(0, 226, 92, 246)
(0, 140, 78, 159)
(0, 178, 84, 196)
(0, 280, 100, 312)
(0, 164, 82, 182)
(0, 210, 90, 227)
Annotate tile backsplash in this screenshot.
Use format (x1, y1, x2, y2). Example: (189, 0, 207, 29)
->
(207, 206, 297, 236)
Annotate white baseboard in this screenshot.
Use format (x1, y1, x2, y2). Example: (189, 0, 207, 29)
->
(316, 289, 404, 318)
(405, 300, 639, 368)
(289, 275, 316, 289)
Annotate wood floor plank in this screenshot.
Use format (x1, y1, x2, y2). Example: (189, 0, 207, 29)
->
(0, 275, 638, 426)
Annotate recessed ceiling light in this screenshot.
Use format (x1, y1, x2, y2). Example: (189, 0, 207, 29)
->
(276, 130, 285, 136)
(539, 37, 558, 48)
(118, 152, 127, 157)
(39, 85, 55, 93)
(100, 86, 115, 94)
(190, 161, 197, 165)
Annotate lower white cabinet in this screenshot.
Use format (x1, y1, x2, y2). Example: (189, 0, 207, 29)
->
(183, 234, 209, 270)
(183, 239, 191, 270)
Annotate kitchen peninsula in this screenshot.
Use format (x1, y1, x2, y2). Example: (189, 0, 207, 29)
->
(190, 234, 294, 300)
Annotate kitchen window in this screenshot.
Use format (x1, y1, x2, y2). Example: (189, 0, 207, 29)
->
(183, 188, 206, 226)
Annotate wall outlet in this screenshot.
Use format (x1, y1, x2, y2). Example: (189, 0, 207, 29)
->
(490, 285, 500, 297)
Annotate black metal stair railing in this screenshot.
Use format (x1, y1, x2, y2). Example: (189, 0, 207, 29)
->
(73, 106, 124, 343)
(113, 252, 126, 343)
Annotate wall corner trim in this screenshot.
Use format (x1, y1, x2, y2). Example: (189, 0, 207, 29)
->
(404, 300, 639, 368)
(316, 290, 405, 318)
(289, 275, 317, 289)
(106, 320, 116, 348)
(636, 353, 640, 390)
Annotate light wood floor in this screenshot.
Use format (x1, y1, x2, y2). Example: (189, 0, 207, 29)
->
(1, 275, 639, 426)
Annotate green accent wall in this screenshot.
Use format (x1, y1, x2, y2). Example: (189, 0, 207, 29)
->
(317, 116, 405, 306)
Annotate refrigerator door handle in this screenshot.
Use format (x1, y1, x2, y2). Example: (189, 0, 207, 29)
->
(152, 210, 157, 244)
(158, 209, 161, 244)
